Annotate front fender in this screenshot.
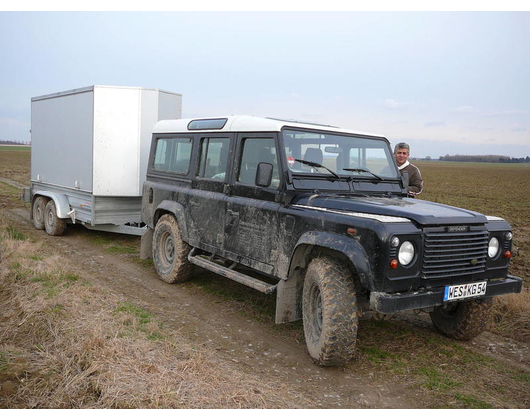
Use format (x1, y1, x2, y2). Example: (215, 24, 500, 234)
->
(288, 231, 375, 291)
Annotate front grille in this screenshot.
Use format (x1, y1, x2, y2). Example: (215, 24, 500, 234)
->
(422, 229, 488, 279)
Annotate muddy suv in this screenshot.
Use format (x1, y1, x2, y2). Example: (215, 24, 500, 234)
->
(141, 115, 522, 366)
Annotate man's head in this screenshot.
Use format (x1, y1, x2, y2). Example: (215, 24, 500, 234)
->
(394, 142, 410, 166)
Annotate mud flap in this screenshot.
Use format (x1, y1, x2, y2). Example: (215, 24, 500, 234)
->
(140, 227, 154, 260)
(275, 269, 304, 324)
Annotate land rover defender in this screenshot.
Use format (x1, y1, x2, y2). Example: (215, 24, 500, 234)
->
(141, 115, 522, 366)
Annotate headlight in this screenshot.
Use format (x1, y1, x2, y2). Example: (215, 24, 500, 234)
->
(398, 241, 415, 266)
(488, 237, 500, 258)
(505, 232, 513, 241)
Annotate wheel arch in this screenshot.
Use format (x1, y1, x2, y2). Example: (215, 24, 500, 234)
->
(276, 232, 374, 324)
(287, 231, 375, 291)
(153, 200, 189, 242)
(32, 191, 71, 220)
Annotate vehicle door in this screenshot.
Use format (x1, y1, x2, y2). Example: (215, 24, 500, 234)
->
(224, 133, 282, 275)
(188, 135, 233, 252)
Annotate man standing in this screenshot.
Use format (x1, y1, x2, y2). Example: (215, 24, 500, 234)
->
(394, 142, 423, 196)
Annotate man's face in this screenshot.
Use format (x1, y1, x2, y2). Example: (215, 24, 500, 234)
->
(394, 148, 409, 166)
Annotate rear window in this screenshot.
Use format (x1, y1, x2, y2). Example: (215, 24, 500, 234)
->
(153, 137, 192, 174)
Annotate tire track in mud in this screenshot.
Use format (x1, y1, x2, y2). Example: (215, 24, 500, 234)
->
(3, 206, 421, 408)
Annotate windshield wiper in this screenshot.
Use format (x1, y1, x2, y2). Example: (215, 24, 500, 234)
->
(294, 159, 340, 179)
(342, 168, 383, 181)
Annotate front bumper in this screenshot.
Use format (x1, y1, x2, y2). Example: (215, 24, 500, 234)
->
(370, 274, 523, 314)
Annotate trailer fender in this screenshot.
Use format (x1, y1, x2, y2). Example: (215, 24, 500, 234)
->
(32, 191, 73, 221)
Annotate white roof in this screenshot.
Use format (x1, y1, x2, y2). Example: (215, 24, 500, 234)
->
(153, 115, 384, 138)
(32, 85, 182, 102)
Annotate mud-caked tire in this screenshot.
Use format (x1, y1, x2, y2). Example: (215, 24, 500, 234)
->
(153, 214, 192, 284)
(44, 200, 66, 236)
(32, 196, 48, 230)
(302, 257, 358, 367)
(430, 298, 493, 340)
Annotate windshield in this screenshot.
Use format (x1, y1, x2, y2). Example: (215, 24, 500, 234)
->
(283, 129, 399, 179)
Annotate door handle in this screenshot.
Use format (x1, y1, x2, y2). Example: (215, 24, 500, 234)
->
(226, 209, 239, 225)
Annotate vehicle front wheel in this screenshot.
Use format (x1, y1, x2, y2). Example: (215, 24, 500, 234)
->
(430, 298, 492, 340)
(302, 257, 358, 367)
(152, 214, 192, 283)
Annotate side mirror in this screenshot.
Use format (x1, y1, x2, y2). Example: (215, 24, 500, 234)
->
(255, 162, 274, 187)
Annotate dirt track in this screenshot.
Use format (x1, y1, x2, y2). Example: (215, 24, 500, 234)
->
(3, 201, 529, 409)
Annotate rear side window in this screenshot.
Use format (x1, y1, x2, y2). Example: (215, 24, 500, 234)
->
(197, 137, 230, 181)
(153, 137, 192, 174)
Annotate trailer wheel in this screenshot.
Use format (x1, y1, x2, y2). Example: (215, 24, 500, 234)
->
(153, 214, 192, 283)
(32, 196, 48, 230)
(430, 298, 492, 340)
(302, 257, 358, 367)
(44, 200, 66, 236)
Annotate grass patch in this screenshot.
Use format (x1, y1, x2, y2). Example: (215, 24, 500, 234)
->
(6, 226, 27, 241)
(453, 393, 493, 409)
(115, 302, 153, 325)
(30, 272, 81, 298)
(114, 302, 167, 342)
(415, 367, 463, 391)
(356, 317, 529, 408)
(81, 229, 140, 256)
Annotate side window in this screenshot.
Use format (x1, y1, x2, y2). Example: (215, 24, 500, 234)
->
(238, 137, 279, 188)
(153, 137, 192, 174)
(197, 137, 230, 181)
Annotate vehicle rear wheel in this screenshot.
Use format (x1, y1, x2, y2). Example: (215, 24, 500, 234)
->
(44, 200, 66, 236)
(302, 257, 358, 366)
(152, 214, 192, 283)
(430, 298, 492, 340)
(32, 196, 48, 230)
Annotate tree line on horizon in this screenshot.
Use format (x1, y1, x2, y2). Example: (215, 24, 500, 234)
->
(0, 139, 30, 145)
(436, 154, 530, 163)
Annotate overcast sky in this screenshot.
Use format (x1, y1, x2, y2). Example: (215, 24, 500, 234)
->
(1, 10, 529, 158)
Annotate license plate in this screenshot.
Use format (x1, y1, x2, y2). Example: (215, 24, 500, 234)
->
(443, 281, 487, 302)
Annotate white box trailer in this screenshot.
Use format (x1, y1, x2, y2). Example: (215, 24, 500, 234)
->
(27, 85, 182, 236)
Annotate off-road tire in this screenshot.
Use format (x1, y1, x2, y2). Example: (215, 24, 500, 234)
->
(44, 200, 66, 236)
(32, 196, 48, 230)
(153, 214, 192, 284)
(302, 257, 358, 366)
(430, 298, 493, 340)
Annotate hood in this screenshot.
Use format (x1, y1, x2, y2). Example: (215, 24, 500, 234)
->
(293, 194, 487, 226)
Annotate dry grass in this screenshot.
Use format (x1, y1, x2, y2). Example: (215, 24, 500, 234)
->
(0, 217, 307, 408)
(491, 293, 530, 342)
